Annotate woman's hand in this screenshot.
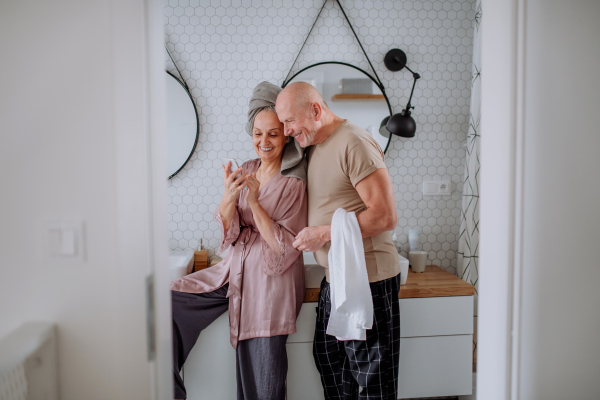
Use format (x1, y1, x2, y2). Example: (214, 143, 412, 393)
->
(246, 173, 261, 206)
(222, 162, 247, 204)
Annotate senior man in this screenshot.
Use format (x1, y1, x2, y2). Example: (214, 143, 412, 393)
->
(275, 82, 402, 400)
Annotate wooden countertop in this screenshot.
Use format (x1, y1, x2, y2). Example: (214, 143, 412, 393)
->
(304, 265, 475, 302)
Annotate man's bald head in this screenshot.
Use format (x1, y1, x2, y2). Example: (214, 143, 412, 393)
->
(275, 81, 335, 148)
(277, 82, 328, 116)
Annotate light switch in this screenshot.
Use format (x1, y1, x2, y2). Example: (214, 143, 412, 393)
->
(424, 182, 438, 194)
(60, 228, 76, 256)
(44, 220, 85, 261)
(422, 180, 452, 196)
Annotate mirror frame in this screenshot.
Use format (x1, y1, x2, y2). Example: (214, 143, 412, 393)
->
(167, 70, 200, 179)
(282, 61, 393, 154)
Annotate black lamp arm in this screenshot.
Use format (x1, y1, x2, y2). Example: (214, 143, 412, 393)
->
(404, 65, 421, 79)
(403, 67, 421, 112)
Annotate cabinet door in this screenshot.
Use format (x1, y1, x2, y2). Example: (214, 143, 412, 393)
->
(286, 342, 325, 400)
(183, 311, 237, 400)
(398, 335, 473, 399)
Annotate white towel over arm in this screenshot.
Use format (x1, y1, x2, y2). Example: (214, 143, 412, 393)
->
(326, 208, 373, 341)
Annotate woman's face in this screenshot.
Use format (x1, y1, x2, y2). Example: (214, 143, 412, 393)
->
(252, 109, 287, 164)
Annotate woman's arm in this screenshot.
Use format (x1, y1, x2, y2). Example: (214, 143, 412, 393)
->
(219, 162, 247, 230)
(213, 162, 247, 255)
(219, 199, 236, 231)
(246, 175, 308, 276)
(245, 174, 280, 253)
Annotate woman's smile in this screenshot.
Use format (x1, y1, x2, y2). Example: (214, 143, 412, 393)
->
(252, 109, 287, 163)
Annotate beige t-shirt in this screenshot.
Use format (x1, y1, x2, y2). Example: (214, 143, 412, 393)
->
(307, 121, 400, 283)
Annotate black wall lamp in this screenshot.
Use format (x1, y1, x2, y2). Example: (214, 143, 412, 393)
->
(379, 48, 421, 138)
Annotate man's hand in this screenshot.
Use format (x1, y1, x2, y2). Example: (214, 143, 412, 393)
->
(293, 225, 331, 252)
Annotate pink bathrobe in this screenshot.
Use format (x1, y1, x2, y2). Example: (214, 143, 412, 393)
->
(170, 159, 307, 349)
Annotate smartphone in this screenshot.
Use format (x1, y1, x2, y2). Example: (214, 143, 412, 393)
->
(222, 158, 242, 180)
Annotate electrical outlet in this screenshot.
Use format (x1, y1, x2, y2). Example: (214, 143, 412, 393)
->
(422, 180, 452, 196)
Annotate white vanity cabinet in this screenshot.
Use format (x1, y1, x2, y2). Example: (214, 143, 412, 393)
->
(182, 266, 474, 400)
(397, 295, 473, 399)
(286, 295, 474, 399)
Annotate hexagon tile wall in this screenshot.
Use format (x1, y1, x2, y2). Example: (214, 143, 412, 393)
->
(165, 0, 476, 274)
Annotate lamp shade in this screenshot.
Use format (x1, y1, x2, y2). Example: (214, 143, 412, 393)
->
(379, 116, 391, 138)
(386, 110, 416, 138)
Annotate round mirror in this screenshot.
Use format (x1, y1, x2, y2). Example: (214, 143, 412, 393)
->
(166, 71, 199, 179)
(286, 62, 392, 153)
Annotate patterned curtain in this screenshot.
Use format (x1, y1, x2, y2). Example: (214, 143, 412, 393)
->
(458, 0, 481, 363)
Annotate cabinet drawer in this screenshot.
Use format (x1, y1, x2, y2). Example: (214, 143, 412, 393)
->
(400, 296, 473, 337)
(287, 303, 317, 343)
(398, 335, 473, 399)
(291, 296, 474, 342)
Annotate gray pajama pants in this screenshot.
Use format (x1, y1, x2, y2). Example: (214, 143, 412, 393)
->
(171, 287, 288, 400)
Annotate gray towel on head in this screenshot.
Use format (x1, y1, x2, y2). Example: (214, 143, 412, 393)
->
(280, 139, 307, 183)
(246, 81, 307, 183)
(245, 81, 282, 135)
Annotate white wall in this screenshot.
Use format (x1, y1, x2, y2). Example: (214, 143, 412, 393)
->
(165, 0, 477, 274)
(0, 1, 168, 399)
(518, 0, 600, 398)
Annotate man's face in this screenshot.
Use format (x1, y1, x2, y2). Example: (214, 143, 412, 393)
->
(276, 100, 319, 148)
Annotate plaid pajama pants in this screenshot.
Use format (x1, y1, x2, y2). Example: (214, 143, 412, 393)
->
(313, 274, 401, 400)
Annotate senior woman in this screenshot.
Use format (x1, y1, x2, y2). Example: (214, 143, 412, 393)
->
(170, 81, 307, 400)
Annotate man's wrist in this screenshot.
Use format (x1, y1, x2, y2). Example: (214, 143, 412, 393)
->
(319, 225, 331, 242)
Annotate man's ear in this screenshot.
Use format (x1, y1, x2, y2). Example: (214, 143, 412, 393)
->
(312, 102, 323, 122)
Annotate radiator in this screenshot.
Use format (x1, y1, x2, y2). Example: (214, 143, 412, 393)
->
(0, 323, 58, 400)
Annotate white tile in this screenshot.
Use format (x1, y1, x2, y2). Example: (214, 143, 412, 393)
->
(165, 0, 476, 273)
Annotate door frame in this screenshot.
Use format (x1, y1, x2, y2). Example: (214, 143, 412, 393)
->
(113, 0, 171, 398)
(144, 0, 172, 398)
(137, 0, 530, 398)
(478, 0, 526, 398)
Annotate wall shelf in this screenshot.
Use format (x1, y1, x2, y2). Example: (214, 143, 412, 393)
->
(331, 94, 385, 100)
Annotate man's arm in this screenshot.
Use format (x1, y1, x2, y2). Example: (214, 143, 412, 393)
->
(355, 168, 398, 236)
(292, 168, 397, 252)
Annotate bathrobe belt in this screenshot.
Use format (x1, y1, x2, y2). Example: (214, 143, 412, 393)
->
(226, 225, 259, 300)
